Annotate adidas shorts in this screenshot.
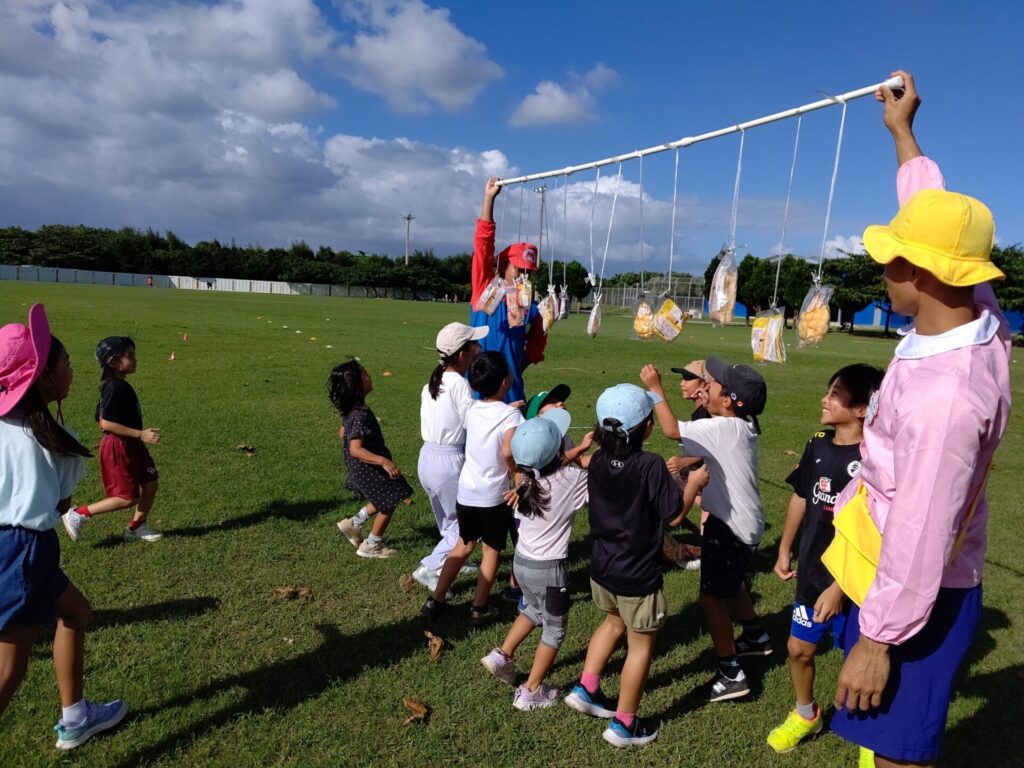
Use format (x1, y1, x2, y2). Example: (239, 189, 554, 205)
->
(789, 601, 846, 646)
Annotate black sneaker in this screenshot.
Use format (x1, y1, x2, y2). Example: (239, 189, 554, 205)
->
(501, 586, 523, 604)
(735, 633, 773, 657)
(696, 670, 750, 703)
(470, 603, 494, 626)
(602, 715, 660, 747)
(420, 597, 447, 620)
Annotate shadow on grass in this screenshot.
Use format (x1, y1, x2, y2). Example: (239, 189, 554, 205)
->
(91, 597, 220, 629)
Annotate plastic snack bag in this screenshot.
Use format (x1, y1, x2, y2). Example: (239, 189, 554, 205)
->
(516, 276, 533, 308)
(558, 287, 570, 319)
(652, 297, 686, 342)
(751, 309, 787, 364)
(587, 294, 602, 338)
(796, 282, 834, 347)
(475, 275, 506, 315)
(631, 293, 655, 340)
(539, 286, 557, 333)
(708, 245, 738, 326)
(505, 284, 525, 328)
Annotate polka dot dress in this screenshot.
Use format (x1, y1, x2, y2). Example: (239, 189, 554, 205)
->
(343, 406, 413, 513)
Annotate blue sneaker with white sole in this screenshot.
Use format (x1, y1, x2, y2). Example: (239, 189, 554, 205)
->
(54, 699, 128, 749)
(602, 715, 660, 747)
(564, 684, 616, 718)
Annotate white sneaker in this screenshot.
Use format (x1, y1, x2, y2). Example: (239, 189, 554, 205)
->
(337, 518, 363, 548)
(62, 510, 87, 541)
(123, 522, 163, 541)
(458, 562, 479, 575)
(412, 565, 453, 600)
(357, 540, 396, 559)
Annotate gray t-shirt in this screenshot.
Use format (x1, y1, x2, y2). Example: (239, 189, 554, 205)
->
(678, 416, 764, 546)
(514, 464, 588, 560)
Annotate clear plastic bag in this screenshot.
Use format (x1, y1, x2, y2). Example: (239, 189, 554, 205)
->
(505, 284, 525, 328)
(558, 287, 570, 319)
(751, 309, 787, 364)
(631, 292, 655, 340)
(709, 245, 738, 326)
(516, 276, 533, 308)
(587, 294, 602, 338)
(796, 282, 834, 348)
(539, 286, 557, 333)
(475, 275, 506, 315)
(652, 297, 686, 342)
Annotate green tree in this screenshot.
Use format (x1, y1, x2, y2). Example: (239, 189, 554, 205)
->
(991, 244, 1024, 311)
(736, 254, 775, 323)
(821, 253, 886, 333)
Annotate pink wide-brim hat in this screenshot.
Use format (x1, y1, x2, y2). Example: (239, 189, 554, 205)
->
(0, 304, 51, 416)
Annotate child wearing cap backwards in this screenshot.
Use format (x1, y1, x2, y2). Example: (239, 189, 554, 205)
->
(828, 71, 1011, 768)
(421, 351, 523, 624)
(470, 177, 548, 404)
(767, 363, 883, 754)
(642, 356, 769, 703)
(411, 322, 488, 595)
(331, 358, 414, 559)
(63, 336, 163, 542)
(564, 384, 681, 747)
(480, 408, 588, 710)
(0, 305, 128, 748)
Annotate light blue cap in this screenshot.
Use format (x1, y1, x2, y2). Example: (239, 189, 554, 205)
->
(595, 383, 662, 431)
(511, 408, 571, 468)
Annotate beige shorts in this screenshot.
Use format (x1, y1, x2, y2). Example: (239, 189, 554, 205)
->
(590, 579, 667, 633)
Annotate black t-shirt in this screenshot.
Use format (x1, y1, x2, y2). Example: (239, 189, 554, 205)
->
(96, 379, 143, 431)
(691, 404, 711, 421)
(587, 450, 682, 597)
(785, 431, 862, 605)
(343, 406, 391, 463)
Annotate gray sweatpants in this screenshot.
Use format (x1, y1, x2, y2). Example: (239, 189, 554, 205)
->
(513, 553, 570, 649)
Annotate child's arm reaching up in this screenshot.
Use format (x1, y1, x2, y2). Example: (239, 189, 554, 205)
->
(348, 437, 400, 479)
(639, 364, 681, 441)
(99, 418, 161, 444)
(564, 430, 595, 467)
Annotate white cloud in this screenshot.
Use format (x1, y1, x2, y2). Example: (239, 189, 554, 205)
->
(334, 0, 503, 113)
(823, 234, 865, 259)
(510, 64, 619, 127)
(230, 69, 336, 121)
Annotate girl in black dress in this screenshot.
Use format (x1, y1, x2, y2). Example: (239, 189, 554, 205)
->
(328, 359, 412, 559)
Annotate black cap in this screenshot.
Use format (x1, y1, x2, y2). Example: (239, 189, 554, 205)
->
(704, 357, 767, 417)
(95, 336, 134, 366)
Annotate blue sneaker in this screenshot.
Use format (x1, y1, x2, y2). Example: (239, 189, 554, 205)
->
(54, 699, 128, 749)
(603, 715, 660, 747)
(564, 684, 616, 718)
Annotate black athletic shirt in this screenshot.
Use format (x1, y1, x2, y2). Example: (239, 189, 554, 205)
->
(785, 431, 862, 605)
(587, 449, 681, 597)
(96, 379, 143, 432)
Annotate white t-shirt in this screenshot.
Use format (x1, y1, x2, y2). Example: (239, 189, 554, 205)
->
(458, 400, 524, 507)
(515, 464, 589, 560)
(0, 416, 87, 531)
(678, 416, 764, 546)
(420, 372, 474, 445)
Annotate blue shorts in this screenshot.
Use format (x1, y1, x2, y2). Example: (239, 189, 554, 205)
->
(0, 527, 69, 632)
(832, 585, 982, 764)
(789, 601, 846, 646)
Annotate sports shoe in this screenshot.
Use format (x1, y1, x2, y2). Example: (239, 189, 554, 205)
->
(735, 632, 773, 657)
(697, 670, 750, 702)
(480, 648, 517, 685)
(62, 510, 87, 541)
(676, 557, 701, 571)
(564, 684, 617, 718)
(470, 604, 495, 626)
(513, 683, 559, 711)
(336, 518, 363, 547)
(54, 699, 128, 750)
(859, 747, 876, 768)
(501, 586, 523, 603)
(123, 522, 163, 542)
(420, 597, 447, 620)
(356, 539, 395, 559)
(458, 562, 479, 575)
(411, 565, 453, 600)
(767, 708, 823, 754)
(602, 715, 660, 747)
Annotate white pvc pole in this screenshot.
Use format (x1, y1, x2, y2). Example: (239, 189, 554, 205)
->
(497, 76, 903, 187)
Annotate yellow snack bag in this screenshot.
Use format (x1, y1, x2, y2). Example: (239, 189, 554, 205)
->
(751, 309, 786, 364)
(652, 298, 686, 342)
(796, 283, 835, 348)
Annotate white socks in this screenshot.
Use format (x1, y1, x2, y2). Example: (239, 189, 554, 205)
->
(62, 699, 88, 725)
(351, 507, 370, 527)
(796, 700, 817, 720)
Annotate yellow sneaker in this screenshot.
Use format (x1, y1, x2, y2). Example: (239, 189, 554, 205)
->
(858, 747, 875, 768)
(766, 708, 823, 754)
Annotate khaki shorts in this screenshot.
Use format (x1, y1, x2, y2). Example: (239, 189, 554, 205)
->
(590, 579, 667, 633)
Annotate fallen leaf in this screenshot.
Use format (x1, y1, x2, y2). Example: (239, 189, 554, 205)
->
(237, 444, 256, 456)
(272, 586, 312, 600)
(398, 573, 417, 593)
(424, 631, 444, 661)
(283, 637, 294, 645)
(783, 449, 799, 457)
(402, 697, 428, 725)
(382, 371, 393, 377)
(297, 587, 312, 599)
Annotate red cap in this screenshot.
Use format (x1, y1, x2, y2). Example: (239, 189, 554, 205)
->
(499, 242, 539, 271)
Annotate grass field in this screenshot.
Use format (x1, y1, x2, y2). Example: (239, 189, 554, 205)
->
(2, 282, 1022, 768)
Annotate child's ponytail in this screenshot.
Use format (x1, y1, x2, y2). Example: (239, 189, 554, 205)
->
(513, 454, 562, 519)
(428, 340, 477, 400)
(595, 415, 650, 460)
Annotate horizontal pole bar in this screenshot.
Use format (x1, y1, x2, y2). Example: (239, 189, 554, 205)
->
(498, 76, 903, 186)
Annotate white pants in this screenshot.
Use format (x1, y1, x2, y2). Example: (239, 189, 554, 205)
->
(417, 443, 464, 572)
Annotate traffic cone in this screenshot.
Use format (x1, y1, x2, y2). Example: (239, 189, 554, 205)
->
(182, 333, 189, 342)
(169, 351, 176, 361)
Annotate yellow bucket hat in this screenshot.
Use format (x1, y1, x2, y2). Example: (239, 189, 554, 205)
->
(862, 189, 1004, 287)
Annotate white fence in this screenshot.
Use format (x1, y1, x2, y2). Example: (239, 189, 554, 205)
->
(0, 265, 424, 299)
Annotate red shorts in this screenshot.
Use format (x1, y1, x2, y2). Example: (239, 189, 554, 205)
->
(100, 434, 159, 500)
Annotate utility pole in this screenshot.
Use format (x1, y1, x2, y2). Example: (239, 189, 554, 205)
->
(401, 213, 415, 265)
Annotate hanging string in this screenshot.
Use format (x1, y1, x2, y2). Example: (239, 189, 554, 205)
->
(497, 189, 507, 248)
(728, 128, 746, 248)
(588, 167, 602, 282)
(637, 154, 645, 294)
(547, 179, 557, 289)
(666, 148, 680, 296)
(517, 184, 525, 242)
(771, 115, 802, 309)
(524, 187, 533, 242)
(817, 100, 848, 281)
(597, 163, 623, 293)
(562, 174, 569, 287)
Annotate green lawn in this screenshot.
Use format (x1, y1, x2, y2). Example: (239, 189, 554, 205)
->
(2, 282, 1021, 768)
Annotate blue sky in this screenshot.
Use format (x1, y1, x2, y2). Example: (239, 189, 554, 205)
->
(1, 0, 1021, 279)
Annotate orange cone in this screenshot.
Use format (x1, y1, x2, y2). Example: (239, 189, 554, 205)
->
(182, 333, 189, 342)
(169, 351, 176, 361)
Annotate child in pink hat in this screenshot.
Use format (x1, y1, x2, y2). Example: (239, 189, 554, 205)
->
(0, 304, 128, 749)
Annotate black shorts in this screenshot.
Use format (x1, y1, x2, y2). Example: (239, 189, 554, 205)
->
(699, 514, 755, 598)
(456, 501, 515, 551)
